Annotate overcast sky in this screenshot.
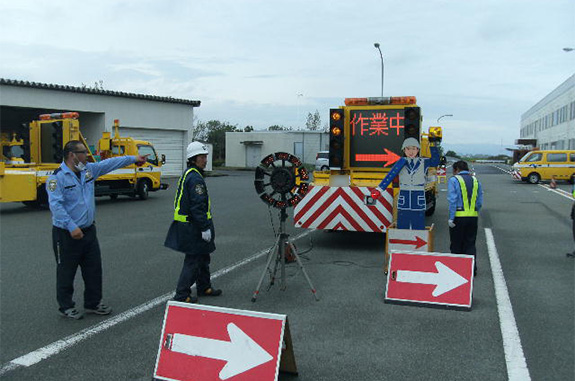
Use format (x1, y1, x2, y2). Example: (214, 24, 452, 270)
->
(1, 0, 573, 154)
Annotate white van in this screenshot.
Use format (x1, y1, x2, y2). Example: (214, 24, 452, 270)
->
(315, 151, 329, 171)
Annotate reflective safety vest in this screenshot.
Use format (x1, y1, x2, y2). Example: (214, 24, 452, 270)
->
(173, 167, 212, 222)
(454, 175, 479, 217)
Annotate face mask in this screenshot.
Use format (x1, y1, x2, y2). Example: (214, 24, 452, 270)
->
(73, 154, 86, 171)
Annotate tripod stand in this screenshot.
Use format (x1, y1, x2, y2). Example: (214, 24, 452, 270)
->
(252, 208, 319, 302)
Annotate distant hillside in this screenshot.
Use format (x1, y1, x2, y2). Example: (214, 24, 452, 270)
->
(442, 143, 511, 157)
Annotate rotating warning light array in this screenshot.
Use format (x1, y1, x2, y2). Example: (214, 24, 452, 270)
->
(254, 152, 309, 209)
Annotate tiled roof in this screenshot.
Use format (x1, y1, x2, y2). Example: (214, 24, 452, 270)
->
(0, 78, 200, 107)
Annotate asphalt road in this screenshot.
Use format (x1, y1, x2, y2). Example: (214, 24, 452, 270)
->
(0, 165, 573, 380)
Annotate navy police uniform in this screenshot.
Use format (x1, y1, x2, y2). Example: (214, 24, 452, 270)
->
(48, 156, 136, 313)
(164, 164, 215, 301)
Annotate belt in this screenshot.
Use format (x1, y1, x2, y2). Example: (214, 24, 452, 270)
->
(80, 224, 94, 233)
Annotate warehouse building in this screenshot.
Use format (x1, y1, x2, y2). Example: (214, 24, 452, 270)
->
(519, 74, 575, 150)
(0, 78, 201, 176)
(225, 130, 329, 168)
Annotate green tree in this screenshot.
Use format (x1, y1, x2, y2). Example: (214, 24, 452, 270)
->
(445, 150, 458, 158)
(244, 125, 254, 132)
(196, 120, 239, 161)
(268, 125, 291, 131)
(306, 110, 321, 130)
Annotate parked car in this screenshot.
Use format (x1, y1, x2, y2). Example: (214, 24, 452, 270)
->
(315, 151, 329, 171)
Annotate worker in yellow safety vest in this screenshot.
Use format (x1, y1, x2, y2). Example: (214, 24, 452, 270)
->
(164, 141, 222, 303)
(447, 160, 483, 275)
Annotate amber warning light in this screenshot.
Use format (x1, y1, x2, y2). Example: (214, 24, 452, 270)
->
(39, 112, 80, 120)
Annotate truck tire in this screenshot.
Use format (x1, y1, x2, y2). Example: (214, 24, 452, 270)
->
(527, 172, 540, 184)
(136, 179, 150, 200)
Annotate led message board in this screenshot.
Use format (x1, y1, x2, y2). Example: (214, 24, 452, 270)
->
(348, 108, 407, 168)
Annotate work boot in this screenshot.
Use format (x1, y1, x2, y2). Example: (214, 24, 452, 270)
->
(567, 251, 575, 258)
(199, 287, 222, 297)
(85, 302, 112, 315)
(59, 308, 84, 320)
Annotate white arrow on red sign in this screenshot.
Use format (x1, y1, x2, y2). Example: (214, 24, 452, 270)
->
(165, 323, 273, 380)
(389, 236, 427, 249)
(395, 261, 468, 296)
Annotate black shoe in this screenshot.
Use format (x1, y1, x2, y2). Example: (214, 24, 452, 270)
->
(199, 288, 222, 297)
(567, 252, 575, 258)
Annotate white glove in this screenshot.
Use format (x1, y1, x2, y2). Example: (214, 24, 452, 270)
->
(201, 229, 212, 242)
(448, 220, 456, 228)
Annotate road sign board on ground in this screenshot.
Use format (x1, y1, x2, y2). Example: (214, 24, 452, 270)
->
(154, 302, 295, 381)
(385, 250, 475, 310)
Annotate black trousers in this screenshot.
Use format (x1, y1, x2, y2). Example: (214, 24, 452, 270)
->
(449, 216, 478, 266)
(174, 253, 212, 301)
(52, 225, 102, 312)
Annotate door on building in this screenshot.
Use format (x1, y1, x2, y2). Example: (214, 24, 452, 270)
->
(294, 142, 303, 160)
(120, 127, 185, 176)
(245, 144, 262, 167)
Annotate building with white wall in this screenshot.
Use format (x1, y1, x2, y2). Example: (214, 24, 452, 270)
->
(519, 74, 575, 150)
(225, 130, 329, 168)
(0, 78, 201, 176)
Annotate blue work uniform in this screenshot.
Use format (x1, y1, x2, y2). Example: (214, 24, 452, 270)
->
(164, 164, 216, 301)
(378, 145, 439, 230)
(47, 156, 136, 312)
(447, 170, 483, 272)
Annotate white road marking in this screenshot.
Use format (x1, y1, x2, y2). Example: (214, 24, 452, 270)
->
(0, 230, 313, 376)
(485, 228, 531, 381)
(537, 183, 574, 200)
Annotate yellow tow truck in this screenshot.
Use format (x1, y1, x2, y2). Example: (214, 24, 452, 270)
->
(0, 112, 168, 207)
(294, 96, 442, 233)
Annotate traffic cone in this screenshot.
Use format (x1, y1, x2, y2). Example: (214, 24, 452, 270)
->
(550, 176, 557, 189)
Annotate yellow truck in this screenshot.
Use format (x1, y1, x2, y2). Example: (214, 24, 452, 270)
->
(294, 96, 442, 233)
(0, 112, 168, 207)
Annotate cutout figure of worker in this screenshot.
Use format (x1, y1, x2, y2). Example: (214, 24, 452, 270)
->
(373, 137, 439, 230)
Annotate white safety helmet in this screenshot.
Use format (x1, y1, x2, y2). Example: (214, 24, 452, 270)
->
(401, 137, 420, 150)
(186, 141, 209, 159)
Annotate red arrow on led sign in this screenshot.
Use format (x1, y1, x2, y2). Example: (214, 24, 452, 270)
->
(395, 261, 468, 297)
(389, 236, 427, 249)
(355, 149, 400, 167)
(165, 323, 273, 380)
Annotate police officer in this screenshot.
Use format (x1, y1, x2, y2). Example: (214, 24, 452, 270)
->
(164, 141, 222, 303)
(48, 140, 148, 319)
(375, 137, 440, 230)
(447, 160, 483, 275)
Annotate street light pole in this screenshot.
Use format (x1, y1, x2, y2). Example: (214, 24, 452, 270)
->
(437, 114, 453, 123)
(374, 43, 384, 96)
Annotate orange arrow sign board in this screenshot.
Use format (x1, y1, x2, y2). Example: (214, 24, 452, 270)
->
(355, 149, 400, 167)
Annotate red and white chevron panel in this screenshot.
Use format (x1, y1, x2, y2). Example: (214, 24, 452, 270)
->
(294, 186, 394, 232)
